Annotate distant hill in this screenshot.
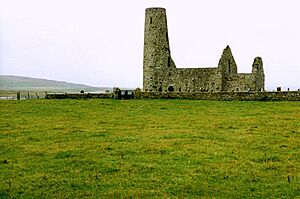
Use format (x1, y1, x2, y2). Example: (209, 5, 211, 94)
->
(0, 75, 111, 92)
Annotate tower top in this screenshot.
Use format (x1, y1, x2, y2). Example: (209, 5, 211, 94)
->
(146, 7, 166, 11)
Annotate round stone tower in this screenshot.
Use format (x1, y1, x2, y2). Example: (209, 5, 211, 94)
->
(143, 7, 176, 91)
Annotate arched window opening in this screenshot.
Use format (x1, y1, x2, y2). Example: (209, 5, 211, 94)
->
(168, 86, 174, 92)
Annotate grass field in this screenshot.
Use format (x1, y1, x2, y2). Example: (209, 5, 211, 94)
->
(0, 99, 299, 198)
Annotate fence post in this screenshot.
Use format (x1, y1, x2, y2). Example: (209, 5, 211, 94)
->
(27, 92, 30, 99)
(17, 91, 20, 100)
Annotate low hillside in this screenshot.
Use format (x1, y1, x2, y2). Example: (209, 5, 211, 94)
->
(0, 75, 110, 92)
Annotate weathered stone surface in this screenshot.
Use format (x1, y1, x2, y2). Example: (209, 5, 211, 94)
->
(139, 91, 300, 101)
(45, 93, 112, 99)
(143, 8, 265, 93)
(134, 88, 142, 99)
(218, 45, 238, 75)
(252, 57, 265, 91)
(45, 90, 300, 101)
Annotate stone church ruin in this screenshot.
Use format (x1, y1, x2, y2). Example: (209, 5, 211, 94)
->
(45, 7, 300, 101)
(143, 7, 265, 93)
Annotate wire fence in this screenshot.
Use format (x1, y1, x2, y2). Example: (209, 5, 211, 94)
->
(0, 91, 46, 100)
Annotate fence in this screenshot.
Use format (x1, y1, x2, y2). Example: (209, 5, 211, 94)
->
(0, 91, 46, 100)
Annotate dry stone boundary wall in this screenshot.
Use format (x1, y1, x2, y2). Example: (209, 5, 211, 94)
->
(137, 91, 300, 101)
(45, 90, 300, 101)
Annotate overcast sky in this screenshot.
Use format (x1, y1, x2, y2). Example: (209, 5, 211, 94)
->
(0, 0, 299, 90)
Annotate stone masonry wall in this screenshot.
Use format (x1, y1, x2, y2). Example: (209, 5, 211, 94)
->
(45, 93, 112, 99)
(222, 73, 254, 92)
(147, 67, 222, 92)
(45, 90, 300, 101)
(138, 91, 300, 101)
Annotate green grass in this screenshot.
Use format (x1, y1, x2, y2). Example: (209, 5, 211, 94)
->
(0, 99, 299, 198)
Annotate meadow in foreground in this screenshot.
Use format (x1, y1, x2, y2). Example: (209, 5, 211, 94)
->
(0, 99, 299, 198)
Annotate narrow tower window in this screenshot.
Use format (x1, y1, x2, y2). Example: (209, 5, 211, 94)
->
(228, 59, 231, 74)
(166, 32, 169, 42)
(150, 17, 152, 24)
